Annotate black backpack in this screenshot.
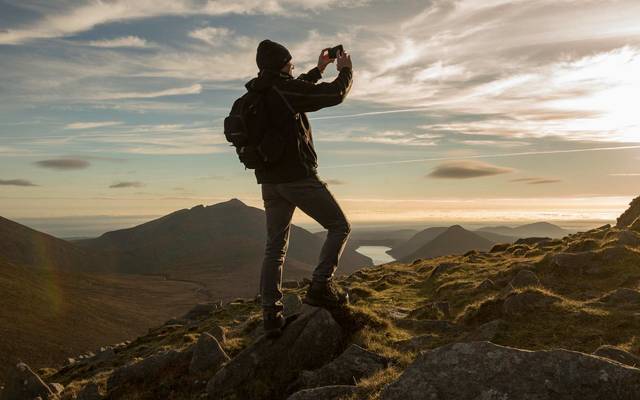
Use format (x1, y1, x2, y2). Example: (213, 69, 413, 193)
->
(224, 86, 295, 170)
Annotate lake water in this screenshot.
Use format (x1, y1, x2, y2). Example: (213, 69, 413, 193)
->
(356, 246, 396, 265)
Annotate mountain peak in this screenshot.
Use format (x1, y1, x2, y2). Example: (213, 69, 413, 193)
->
(617, 195, 640, 228)
(216, 198, 246, 207)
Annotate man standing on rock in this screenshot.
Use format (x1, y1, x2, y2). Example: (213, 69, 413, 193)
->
(245, 39, 353, 337)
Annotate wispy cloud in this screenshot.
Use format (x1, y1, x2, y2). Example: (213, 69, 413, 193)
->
(510, 177, 562, 185)
(93, 84, 202, 100)
(189, 27, 233, 46)
(0, 0, 367, 45)
(427, 160, 514, 179)
(0, 179, 38, 187)
(88, 36, 148, 48)
(65, 121, 123, 130)
(609, 173, 640, 177)
(35, 159, 90, 170)
(325, 179, 346, 185)
(109, 181, 145, 189)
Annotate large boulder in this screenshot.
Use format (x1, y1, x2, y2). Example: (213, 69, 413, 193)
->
(617, 196, 640, 228)
(189, 332, 230, 375)
(107, 347, 193, 392)
(508, 269, 541, 290)
(291, 344, 388, 391)
(0, 362, 56, 400)
(380, 341, 640, 400)
(207, 305, 343, 400)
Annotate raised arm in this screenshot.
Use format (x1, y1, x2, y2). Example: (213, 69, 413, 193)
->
(276, 68, 352, 113)
(296, 66, 323, 83)
(276, 51, 353, 113)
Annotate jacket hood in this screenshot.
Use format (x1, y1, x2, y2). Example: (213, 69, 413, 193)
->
(245, 69, 292, 93)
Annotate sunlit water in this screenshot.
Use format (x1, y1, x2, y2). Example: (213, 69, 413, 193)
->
(355, 246, 396, 265)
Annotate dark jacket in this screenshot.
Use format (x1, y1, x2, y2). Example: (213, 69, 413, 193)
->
(244, 65, 353, 184)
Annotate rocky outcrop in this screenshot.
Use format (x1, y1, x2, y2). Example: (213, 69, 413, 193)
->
(0, 362, 56, 400)
(502, 289, 559, 316)
(290, 344, 388, 391)
(381, 341, 640, 400)
(508, 269, 541, 289)
(617, 196, 640, 228)
(206, 305, 343, 400)
(189, 333, 230, 375)
(107, 347, 193, 392)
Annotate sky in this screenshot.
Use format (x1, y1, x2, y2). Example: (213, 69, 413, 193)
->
(1, 0, 639, 237)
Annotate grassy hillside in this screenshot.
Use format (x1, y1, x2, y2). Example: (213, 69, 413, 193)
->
(22, 212, 640, 399)
(0, 260, 207, 383)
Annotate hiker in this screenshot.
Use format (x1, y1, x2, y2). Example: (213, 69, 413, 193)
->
(244, 39, 353, 337)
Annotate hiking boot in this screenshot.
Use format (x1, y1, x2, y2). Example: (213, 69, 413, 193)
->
(303, 279, 349, 308)
(263, 309, 286, 338)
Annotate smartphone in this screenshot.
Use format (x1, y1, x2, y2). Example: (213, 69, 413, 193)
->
(328, 44, 344, 59)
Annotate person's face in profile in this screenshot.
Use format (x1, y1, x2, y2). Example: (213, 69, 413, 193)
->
(281, 61, 294, 75)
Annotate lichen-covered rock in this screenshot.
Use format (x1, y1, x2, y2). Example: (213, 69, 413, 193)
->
(0, 362, 56, 400)
(381, 341, 640, 400)
(189, 332, 230, 375)
(206, 305, 343, 400)
(107, 347, 193, 391)
(594, 345, 640, 368)
(286, 385, 358, 400)
(617, 196, 640, 228)
(291, 344, 388, 391)
(502, 290, 559, 316)
(508, 269, 541, 289)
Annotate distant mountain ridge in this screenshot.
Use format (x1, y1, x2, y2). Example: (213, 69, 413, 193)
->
(477, 222, 568, 239)
(388, 222, 567, 262)
(75, 198, 372, 277)
(399, 225, 495, 262)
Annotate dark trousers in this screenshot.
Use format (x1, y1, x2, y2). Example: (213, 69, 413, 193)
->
(260, 174, 351, 311)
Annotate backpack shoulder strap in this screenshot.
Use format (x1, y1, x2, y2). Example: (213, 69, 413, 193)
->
(271, 85, 299, 119)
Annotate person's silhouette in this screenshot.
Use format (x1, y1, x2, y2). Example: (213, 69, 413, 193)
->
(244, 39, 353, 338)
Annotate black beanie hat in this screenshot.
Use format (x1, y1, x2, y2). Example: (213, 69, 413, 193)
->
(256, 39, 292, 71)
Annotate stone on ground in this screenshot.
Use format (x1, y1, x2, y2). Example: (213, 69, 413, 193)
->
(291, 344, 388, 391)
(0, 362, 56, 400)
(189, 332, 230, 375)
(206, 305, 343, 400)
(381, 341, 640, 400)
